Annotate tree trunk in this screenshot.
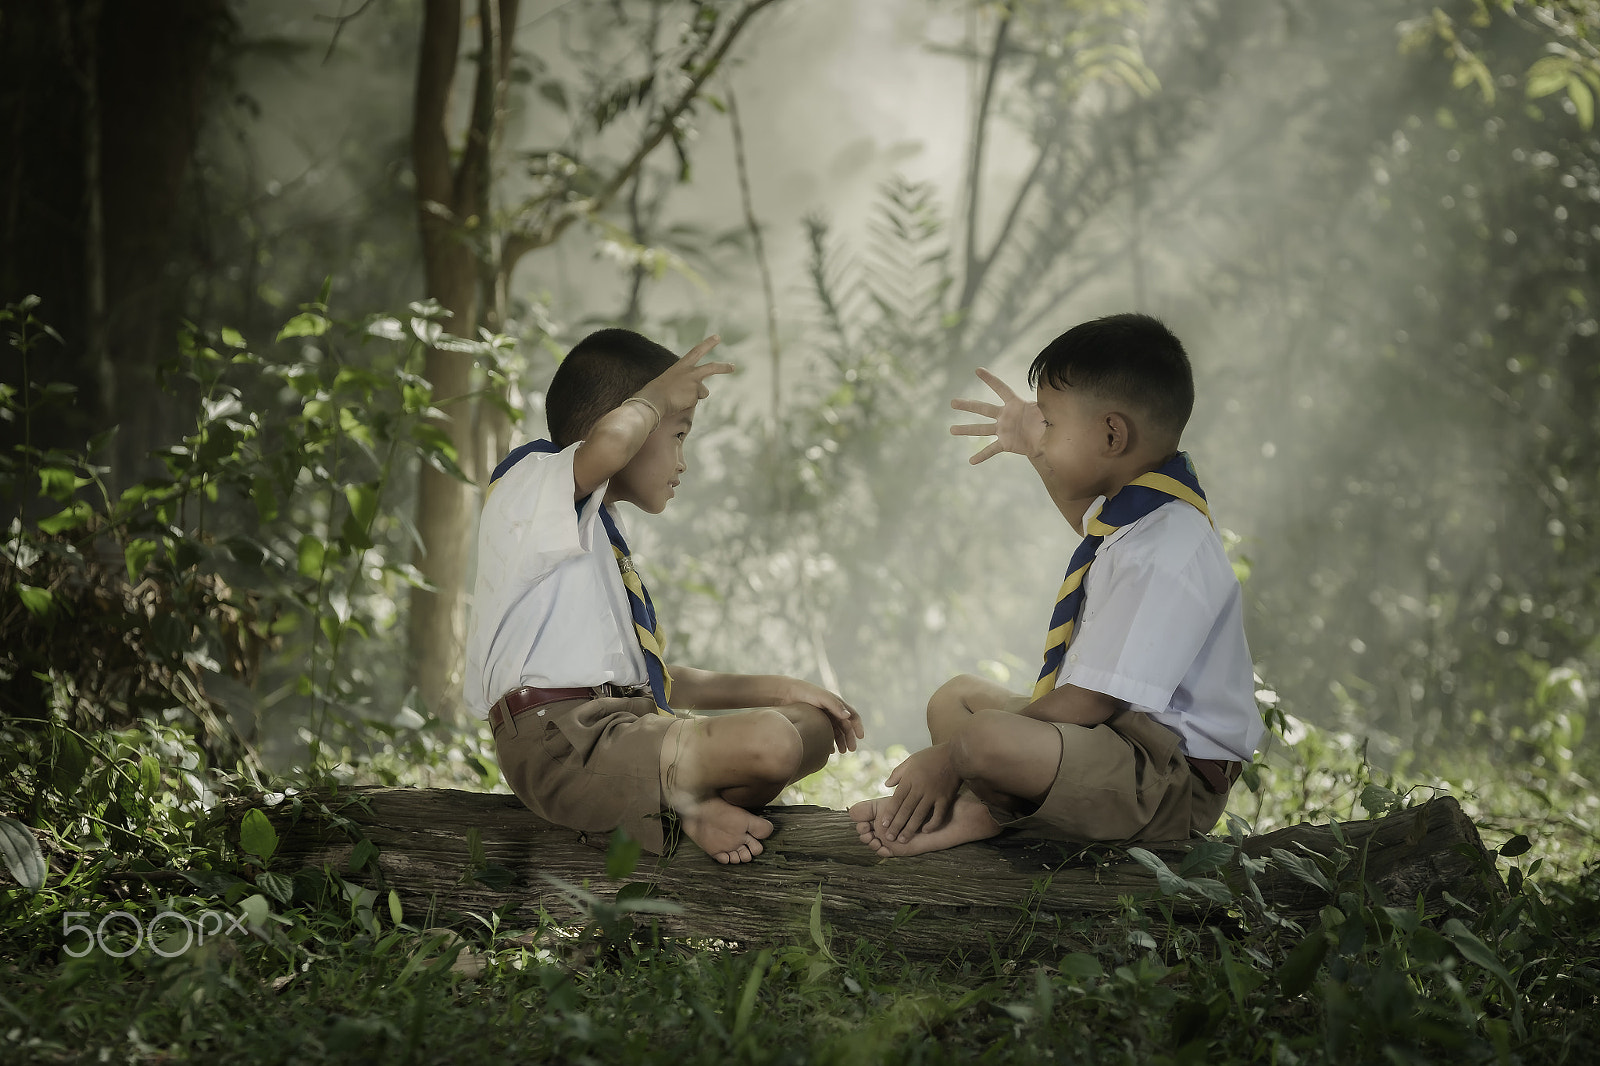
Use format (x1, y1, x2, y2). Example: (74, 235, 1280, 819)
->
(407, 0, 521, 723)
(237, 791, 1500, 960)
(0, 0, 225, 493)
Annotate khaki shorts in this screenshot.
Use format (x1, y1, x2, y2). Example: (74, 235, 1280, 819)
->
(999, 708, 1229, 842)
(491, 694, 676, 853)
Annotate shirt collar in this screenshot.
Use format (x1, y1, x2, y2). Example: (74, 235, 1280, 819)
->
(1081, 494, 1142, 552)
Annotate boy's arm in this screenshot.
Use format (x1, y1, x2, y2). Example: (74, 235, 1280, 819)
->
(1027, 454, 1099, 536)
(571, 335, 732, 500)
(668, 664, 864, 752)
(1019, 682, 1126, 726)
(951, 368, 1096, 534)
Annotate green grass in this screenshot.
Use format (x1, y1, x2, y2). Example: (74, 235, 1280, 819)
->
(4, 713, 1600, 1065)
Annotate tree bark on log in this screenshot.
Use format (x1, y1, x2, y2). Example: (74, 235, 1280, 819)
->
(238, 789, 1500, 960)
(240, 784, 1497, 960)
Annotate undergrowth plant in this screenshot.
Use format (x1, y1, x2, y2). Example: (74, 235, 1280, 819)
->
(2, 291, 512, 773)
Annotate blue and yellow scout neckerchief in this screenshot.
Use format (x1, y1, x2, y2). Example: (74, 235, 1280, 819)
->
(489, 440, 675, 715)
(1032, 451, 1211, 700)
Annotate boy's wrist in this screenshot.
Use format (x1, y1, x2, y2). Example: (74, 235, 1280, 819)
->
(621, 394, 662, 432)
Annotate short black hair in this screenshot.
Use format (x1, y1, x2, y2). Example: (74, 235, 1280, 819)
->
(1027, 313, 1193, 437)
(546, 328, 678, 447)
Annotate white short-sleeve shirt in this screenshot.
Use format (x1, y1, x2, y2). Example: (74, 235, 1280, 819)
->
(1056, 496, 1263, 761)
(463, 442, 649, 715)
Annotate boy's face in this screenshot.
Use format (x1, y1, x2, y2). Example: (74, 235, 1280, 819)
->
(1035, 383, 1115, 501)
(608, 407, 693, 514)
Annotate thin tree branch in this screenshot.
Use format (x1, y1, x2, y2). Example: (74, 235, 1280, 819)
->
(728, 83, 784, 504)
(621, 1, 664, 327)
(993, 112, 1288, 357)
(958, 9, 1012, 312)
(500, 0, 782, 279)
(963, 138, 1048, 312)
(413, 0, 461, 211)
(316, 0, 381, 65)
(457, 0, 520, 218)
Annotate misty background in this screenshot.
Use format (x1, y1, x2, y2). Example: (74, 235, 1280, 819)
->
(4, 0, 1596, 782)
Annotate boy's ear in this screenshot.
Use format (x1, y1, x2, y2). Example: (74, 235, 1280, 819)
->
(1102, 411, 1132, 457)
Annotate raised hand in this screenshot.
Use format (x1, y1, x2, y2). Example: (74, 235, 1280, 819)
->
(950, 367, 1045, 464)
(636, 336, 735, 418)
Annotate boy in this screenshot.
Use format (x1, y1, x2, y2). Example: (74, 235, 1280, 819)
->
(849, 313, 1262, 855)
(466, 328, 863, 864)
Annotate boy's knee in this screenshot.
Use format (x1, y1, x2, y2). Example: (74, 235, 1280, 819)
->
(948, 709, 1012, 782)
(742, 708, 805, 784)
(927, 673, 985, 723)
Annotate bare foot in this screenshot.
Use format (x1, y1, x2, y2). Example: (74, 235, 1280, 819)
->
(849, 793, 1001, 857)
(678, 795, 774, 864)
(661, 721, 776, 863)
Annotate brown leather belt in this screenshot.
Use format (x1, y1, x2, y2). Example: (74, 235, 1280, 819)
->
(1186, 756, 1242, 795)
(487, 683, 650, 734)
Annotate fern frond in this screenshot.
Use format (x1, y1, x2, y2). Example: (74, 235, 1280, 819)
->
(803, 213, 859, 370)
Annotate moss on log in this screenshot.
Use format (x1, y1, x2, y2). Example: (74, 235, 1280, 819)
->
(234, 789, 1499, 960)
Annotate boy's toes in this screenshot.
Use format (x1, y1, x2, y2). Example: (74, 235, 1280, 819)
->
(846, 799, 880, 824)
(680, 798, 772, 863)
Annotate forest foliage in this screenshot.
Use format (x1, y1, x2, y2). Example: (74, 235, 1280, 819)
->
(3, 0, 1600, 1062)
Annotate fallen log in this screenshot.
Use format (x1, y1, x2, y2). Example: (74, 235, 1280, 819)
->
(234, 789, 1500, 960)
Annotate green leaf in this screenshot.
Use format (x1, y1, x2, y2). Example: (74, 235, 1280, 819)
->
(138, 754, 161, 794)
(471, 864, 515, 890)
(1442, 919, 1519, 1004)
(237, 893, 271, 933)
(1270, 847, 1335, 894)
(344, 483, 378, 529)
(1279, 929, 1329, 998)
(220, 327, 247, 349)
(1359, 784, 1401, 817)
(38, 466, 86, 502)
(1526, 55, 1572, 99)
(731, 949, 772, 1041)
(252, 476, 279, 523)
(348, 837, 379, 873)
(181, 869, 245, 897)
(258, 869, 295, 905)
(240, 808, 279, 864)
(0, 815, 48, 893)
(51, 731, 89, 791)
(387, 889, 404, 927)
(605, 829, 642, 880)
(1126, 846, 1192, 896)
(37, 500, 92, 534)
(223, 536, 266, 566)
(296, 534, 326, 579)
(124, 538, 158, 583)
(1057, 952, 1103, 981)
(808, 886, 836, 964)
(341, 483, 379, 549)
(340, 513, 373, 552)
(1177, 839, 1236, 878)
(16, 583, 53, 617)
(1568, 76, 1594, 130)
(538, 80, 569, 110)
(276, 311, 331, 342)
(1499, 833, 1532, 858)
